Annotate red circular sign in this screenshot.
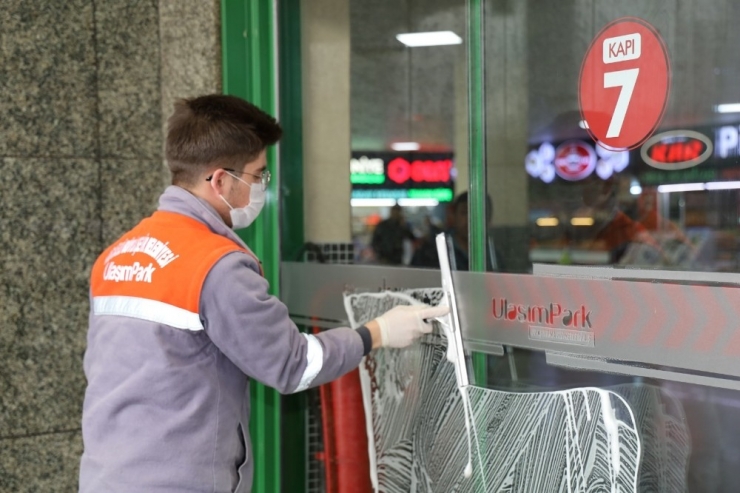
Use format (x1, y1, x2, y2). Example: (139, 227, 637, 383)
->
(554, 141, 596, 181)
(579, 18, 670, 150)
(387, 158, 411, 184)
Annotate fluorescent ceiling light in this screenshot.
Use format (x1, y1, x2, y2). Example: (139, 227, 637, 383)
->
(351, 198, 397, 207)
(397, 198, 439, 207)
(657, 183, 705, 193)
(658, 181, 740, 193)
(391, 142, 420, 151)
(571, 217, 595, 226)
(705, 181, 740, 190)
(396, 31, 463, 47)
(716, 103, 740, 113)
(536, 217, 559, 227)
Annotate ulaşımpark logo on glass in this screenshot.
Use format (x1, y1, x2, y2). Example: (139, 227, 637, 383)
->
(492, 298, 596, 347)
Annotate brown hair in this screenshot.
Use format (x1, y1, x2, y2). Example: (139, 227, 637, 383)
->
(165, 94, 282, 186)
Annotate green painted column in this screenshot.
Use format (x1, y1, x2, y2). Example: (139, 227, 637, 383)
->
(221, 1, 281, 492)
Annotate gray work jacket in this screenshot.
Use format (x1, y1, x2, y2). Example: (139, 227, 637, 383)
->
(79, 186, 364, 492)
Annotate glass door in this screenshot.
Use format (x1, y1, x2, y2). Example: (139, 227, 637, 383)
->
(482, 1, 740, 490)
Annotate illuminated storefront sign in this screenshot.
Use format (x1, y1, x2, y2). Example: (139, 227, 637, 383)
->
(351, 188, 454, 201)
(641, 130, 712, 170)
(350, 152, 455, 202)
(553, 141, 597, 181)
(386, 157, 453, 184)
(638, 124, 740, 185)
(526, 126, 724, 187)
(527, 125, 740, 190)
(640, 168, 717, 186)
(350, 156, 385, 184)
(715, 125, 740, 159)
(526, 141, 629, 183)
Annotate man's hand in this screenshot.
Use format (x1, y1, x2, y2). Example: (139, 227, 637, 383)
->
(365, 304, 450, 349)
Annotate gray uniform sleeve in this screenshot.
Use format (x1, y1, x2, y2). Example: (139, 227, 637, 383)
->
(200, 251, 364, 394)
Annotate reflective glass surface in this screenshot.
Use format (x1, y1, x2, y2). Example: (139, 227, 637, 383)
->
(349, 0, 469, 268)
(483, 2, 740, 490)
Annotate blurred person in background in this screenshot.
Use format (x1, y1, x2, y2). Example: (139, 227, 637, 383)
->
(581, 176, 662, 263)
(411, 192, 502, 270)
(371, 204, 416, 265)
(638, 188, 694, 245)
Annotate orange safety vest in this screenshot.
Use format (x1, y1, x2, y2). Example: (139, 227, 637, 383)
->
(90, 211, 257, 322)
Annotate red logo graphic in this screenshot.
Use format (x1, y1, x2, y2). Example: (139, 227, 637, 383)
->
(387, 158, 452, 184)
(579, 18, 671, 150)
(553, 141, 596, 181)
(641, 130, 713, 170)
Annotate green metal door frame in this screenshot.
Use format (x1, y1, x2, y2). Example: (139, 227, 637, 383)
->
(222, 0, 490, 491)
(278, 0, 305, 263)
(222, 1, 282, 492)
(277, 1, 308, 493)
(467, 0, 489, 385)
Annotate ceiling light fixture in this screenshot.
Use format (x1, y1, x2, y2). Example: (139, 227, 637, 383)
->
(391, 142, 421, 151)
(715, 103, 740, 113)
(397, 198, 439, 207)
(396, 31, 463, 47)
(657, 181, 740, 193)
(536, 217, 559, 227)
(704, 181, 740, 190)
(350, 198, 397, 207)
(571, 217, 595, 226)
(657, 183, 705, 193)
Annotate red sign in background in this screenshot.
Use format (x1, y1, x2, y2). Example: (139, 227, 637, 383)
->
(579, 18, 671, 150)
(387, 157, 453, 184)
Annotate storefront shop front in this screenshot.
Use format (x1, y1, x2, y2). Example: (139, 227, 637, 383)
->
(527, 124, 740, 270)
(350, 151, 456, 263)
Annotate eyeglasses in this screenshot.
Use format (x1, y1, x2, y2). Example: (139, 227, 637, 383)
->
(206, 168, 271, 191)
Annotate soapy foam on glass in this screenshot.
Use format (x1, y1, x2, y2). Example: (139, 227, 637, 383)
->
(345, 290, 689, 492)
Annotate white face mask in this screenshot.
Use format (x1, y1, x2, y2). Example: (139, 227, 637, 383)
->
(218, 172, 266, 230)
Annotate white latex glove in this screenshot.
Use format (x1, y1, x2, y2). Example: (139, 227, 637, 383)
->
(374, 304, 450, 348)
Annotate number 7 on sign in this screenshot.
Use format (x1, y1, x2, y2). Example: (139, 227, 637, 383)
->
(604, 68, 639, 138)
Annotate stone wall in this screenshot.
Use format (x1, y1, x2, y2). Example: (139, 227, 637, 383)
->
(0, 1, 220, 490)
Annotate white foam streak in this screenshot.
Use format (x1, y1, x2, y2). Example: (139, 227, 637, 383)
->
(580, 389, 592, 421)
(435, 300, 475, 481)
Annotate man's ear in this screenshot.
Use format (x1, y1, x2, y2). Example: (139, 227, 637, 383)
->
(208, 168, 230, 195)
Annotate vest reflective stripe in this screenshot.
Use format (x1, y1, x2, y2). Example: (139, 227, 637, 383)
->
(294, 334, 324, 393)
(93, 295, 204, 331)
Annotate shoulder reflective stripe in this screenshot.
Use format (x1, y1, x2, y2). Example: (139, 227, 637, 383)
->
(293, 334, 324, 393)
(92, 296, 204, 331)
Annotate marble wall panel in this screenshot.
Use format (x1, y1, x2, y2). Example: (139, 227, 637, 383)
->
(0, 432, 83, 493)
(100, 159, 164, 245)
(0, 158, 98, 436)
(1, 1, 220, 489)
(159, 0, 222, 139)
(0, 2, 97, 157)
(96, 0, 162, 159)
